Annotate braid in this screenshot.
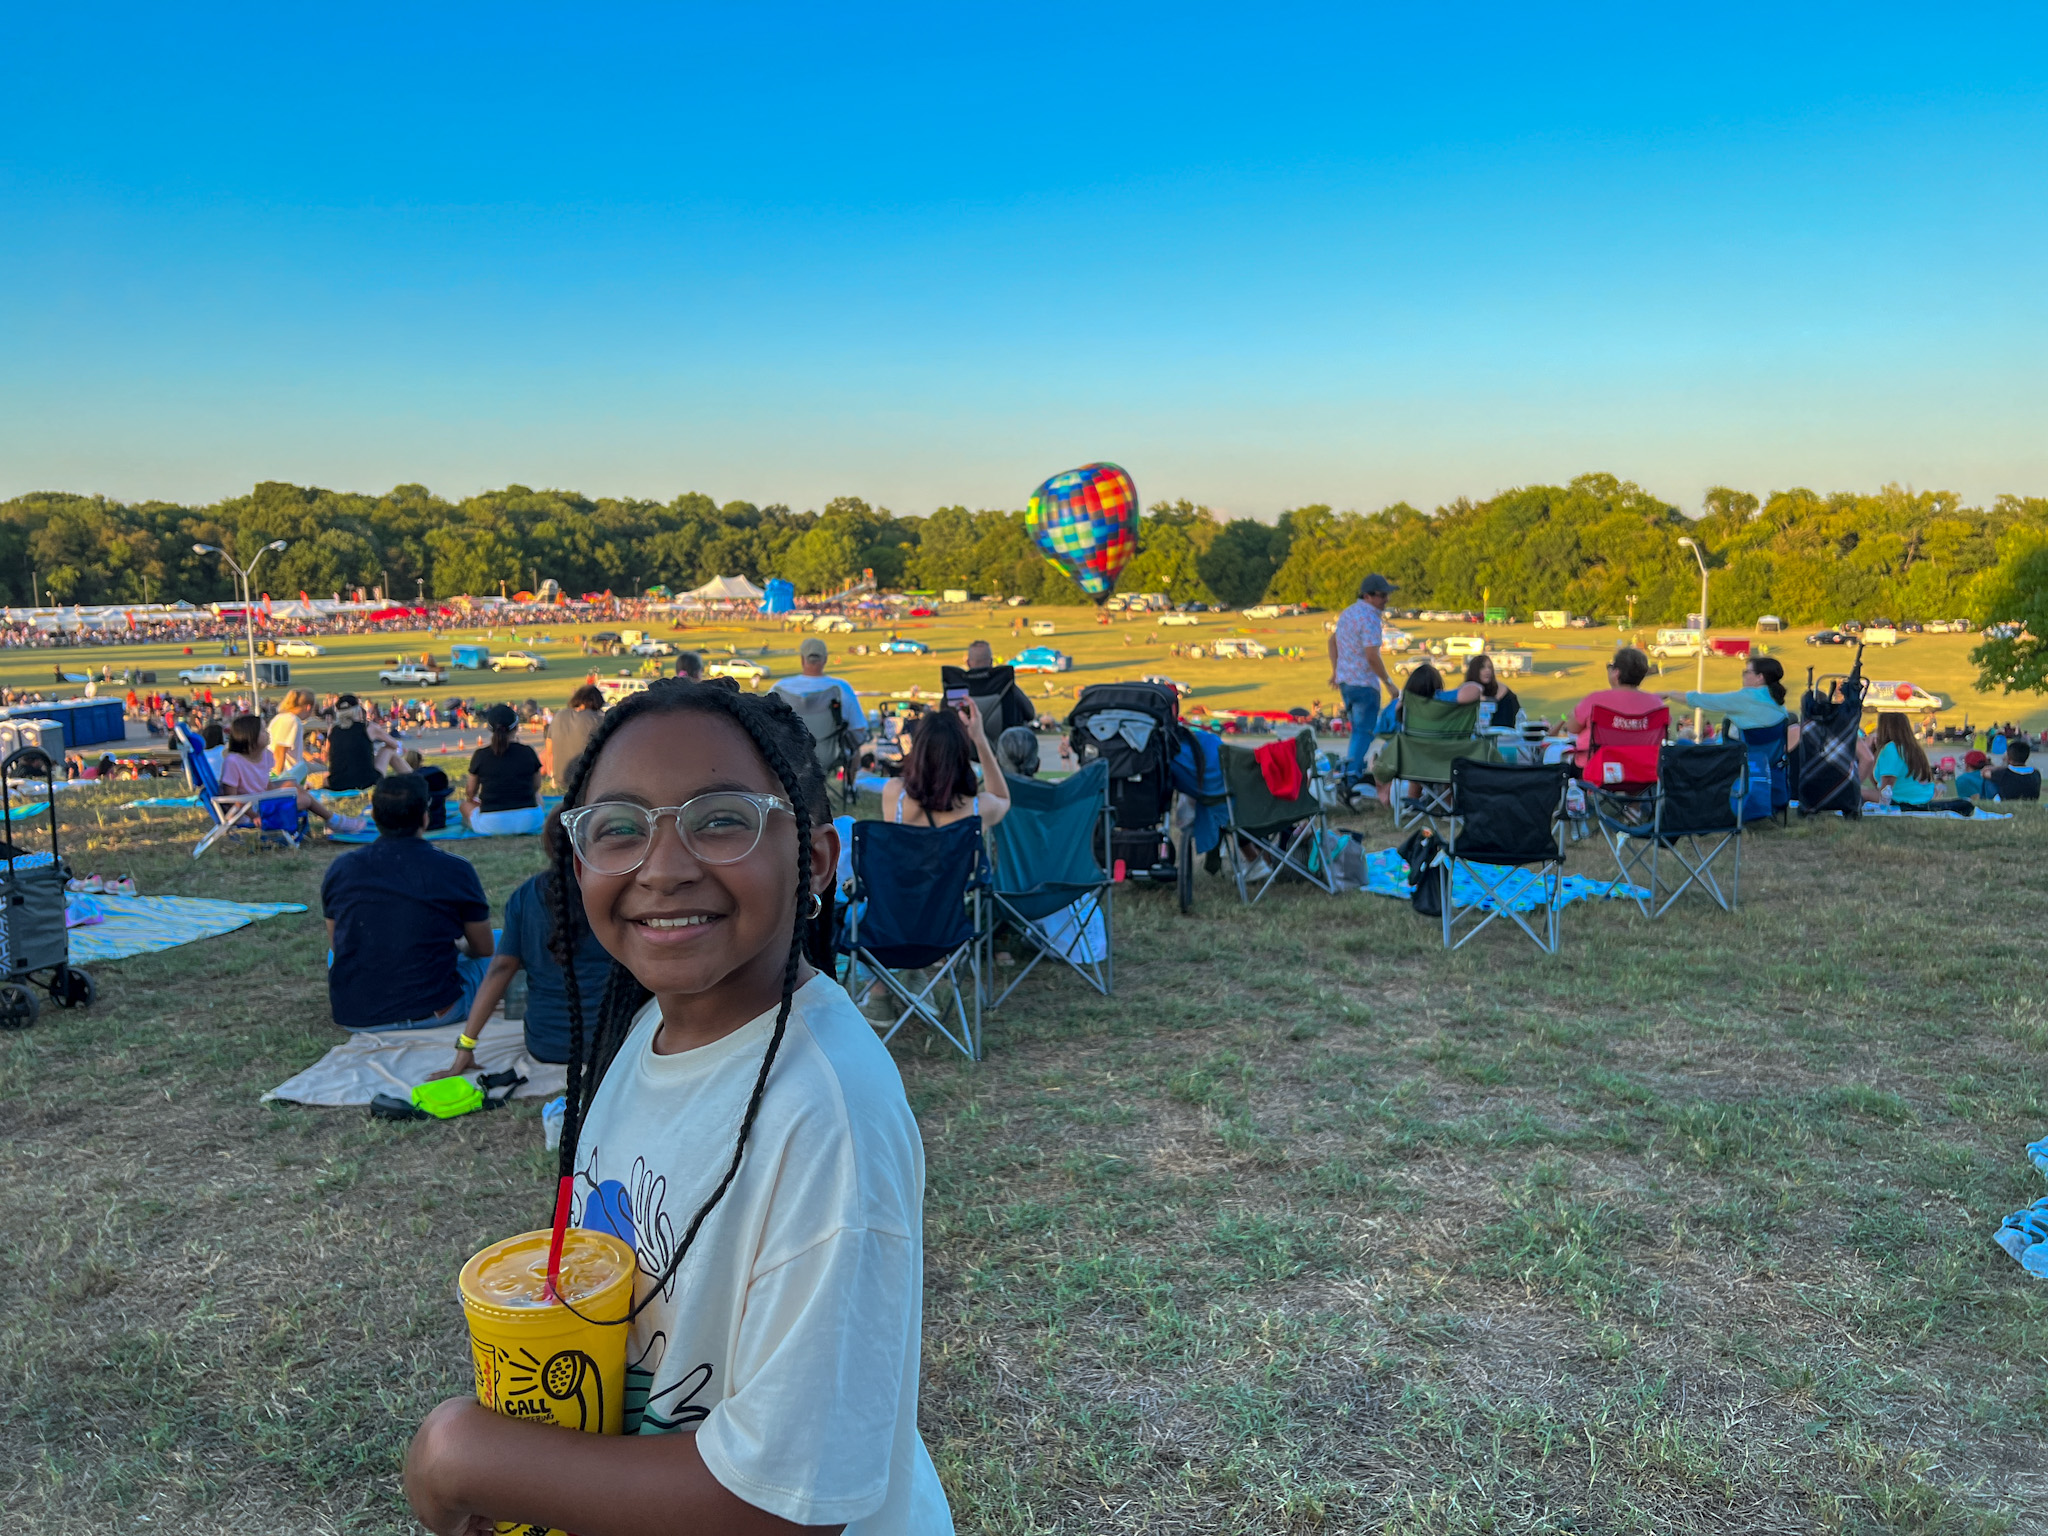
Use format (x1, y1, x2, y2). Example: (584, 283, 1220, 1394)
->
(542, 679, 826, 1317)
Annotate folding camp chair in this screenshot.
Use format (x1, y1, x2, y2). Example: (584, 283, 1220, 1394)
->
(1735, 721, 1791, 827)
(1599, 742, 1747, 918)
(1373, 696, 1498, 830)
(1440, 759, 1573, 953)
(178, 726, 307, 858)
(986, 760, 1112, 1007)
(772, 683, 861, 807)
(837, 817, 988, 1060)
(1218, 732, 1339, 903)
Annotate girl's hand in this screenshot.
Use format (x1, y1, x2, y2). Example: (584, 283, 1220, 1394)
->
(961, 696, 988, 740)
(428, 1048, 476, 1081)
(403, 1398, 499, 1536)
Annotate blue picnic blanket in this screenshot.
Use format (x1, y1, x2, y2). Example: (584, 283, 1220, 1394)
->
(1362, 847, 1646, 913)
(64, 893, 308, 964)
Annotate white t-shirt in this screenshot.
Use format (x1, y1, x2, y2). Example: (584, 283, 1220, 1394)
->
(573, 974, 951, 1534)
(265, 710, 305, 769)
(774, 672, 868, 730)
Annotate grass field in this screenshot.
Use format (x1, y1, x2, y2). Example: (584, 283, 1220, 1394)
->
(13, 609, 2043, 735)
(4, 777, 2047, 1533)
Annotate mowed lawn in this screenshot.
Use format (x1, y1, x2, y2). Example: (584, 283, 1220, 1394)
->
(9, 611, 2042, 734)
(4, 785, 2048, 1534)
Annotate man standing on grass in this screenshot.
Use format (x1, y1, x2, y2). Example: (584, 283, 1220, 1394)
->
(1329, 573, 1397, 796)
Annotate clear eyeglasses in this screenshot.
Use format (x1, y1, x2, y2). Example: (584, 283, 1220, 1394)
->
(561, 792, 792, 876)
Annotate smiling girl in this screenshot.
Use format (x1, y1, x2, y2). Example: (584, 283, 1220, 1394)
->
(404, 680, 952, 1536)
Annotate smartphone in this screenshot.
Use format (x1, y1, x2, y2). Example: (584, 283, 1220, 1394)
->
(944, 686, 969, 706)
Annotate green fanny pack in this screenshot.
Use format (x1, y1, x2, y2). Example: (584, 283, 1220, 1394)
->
(371, 1070, 526, 1123)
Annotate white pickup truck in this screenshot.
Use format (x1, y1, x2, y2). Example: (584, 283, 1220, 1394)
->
(378, 663, 445, 686)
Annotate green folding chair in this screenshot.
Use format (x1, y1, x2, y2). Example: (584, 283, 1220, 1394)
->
(1372, 695, 1499, 831)
(1218, 732, 1339, 903)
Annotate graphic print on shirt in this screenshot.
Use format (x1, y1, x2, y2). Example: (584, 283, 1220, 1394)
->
(575, 1151, 714, 1436)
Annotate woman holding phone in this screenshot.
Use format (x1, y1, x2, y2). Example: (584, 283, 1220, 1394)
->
(878, 695, 1011, 832)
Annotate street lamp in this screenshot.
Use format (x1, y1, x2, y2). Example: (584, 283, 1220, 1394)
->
(194, 540, 288, 713)
(1677, 535, 1709, 739)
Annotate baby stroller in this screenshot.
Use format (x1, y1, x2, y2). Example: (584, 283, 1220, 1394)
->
(1068, 682, 1192, 909)
(0, 746, 97, 1028)
(1798, 644, 1866, 819)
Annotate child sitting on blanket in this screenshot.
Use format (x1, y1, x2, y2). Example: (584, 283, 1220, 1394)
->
(428, 815, 613, 1077)
(221, 715, 368, 835)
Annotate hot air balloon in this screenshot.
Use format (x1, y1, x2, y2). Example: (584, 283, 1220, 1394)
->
(1027, 463, 1138, 600)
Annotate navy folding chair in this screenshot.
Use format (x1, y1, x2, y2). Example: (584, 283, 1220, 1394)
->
(838, 817, 989, 1060)
(1735, 722, 1790, 827)
(179, 726, 306, 857)
(987, 760, 1112, 1008)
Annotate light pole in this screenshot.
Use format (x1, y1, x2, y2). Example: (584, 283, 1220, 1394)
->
(194, 540, 288, 713)
(1677, 535, 1709, 739)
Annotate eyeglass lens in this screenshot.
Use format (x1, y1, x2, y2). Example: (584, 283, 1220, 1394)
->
(575, 795, 769, 872)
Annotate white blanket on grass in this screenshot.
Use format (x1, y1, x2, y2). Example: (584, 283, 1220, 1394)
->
(261, 1009, 567, 1106)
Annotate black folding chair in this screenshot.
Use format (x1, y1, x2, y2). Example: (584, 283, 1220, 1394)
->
(1440, 760, 1572, 953)
(1605, 743, 1747, 918)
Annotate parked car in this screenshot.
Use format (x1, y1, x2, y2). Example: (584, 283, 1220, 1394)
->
(1806, 629, 1853, 646)
(907, 606, 937, 618)
(274, 639, 326, 657)
(1029, 620, 1057, 636)
(704, 659, 770, 680)
(628, 640, 675, 656)
(879, 639, 931, 655)
(491, 650, 547, 671)
(1138, 674, 1192, 697)
(1242, 605, 1283, 619)
(378, 663, 444, 685)
(811, 616, 857, 633)
(1159, 612, 1200, 626)
(177, 663, 245, 685)
(1012, 645, 1072, 673)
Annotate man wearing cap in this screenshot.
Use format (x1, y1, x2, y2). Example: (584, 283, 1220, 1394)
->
(1330, 574, 1398, 793)
(777, 637, 868, 731)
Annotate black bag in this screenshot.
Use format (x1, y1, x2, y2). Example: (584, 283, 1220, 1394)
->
(1397, 827, 1445, 917)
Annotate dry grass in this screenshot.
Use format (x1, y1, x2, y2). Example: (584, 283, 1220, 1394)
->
(4, 782, 2047, 1533)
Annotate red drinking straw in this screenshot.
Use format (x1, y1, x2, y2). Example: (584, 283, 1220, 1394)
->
(541, 1174, 573, 1303)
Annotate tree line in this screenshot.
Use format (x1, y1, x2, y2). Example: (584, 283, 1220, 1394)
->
(5, 474, 2046, 638)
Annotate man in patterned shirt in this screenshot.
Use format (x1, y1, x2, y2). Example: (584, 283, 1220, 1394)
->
(1329, 573, 1398, 792)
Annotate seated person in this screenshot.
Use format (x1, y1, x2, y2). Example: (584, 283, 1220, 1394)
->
(1459, 653, 1522, 729)
(996, 724, 1041, 779)
(430, 816, 613, 1078)
(266, 689, 318, 783)
(321, 774, 494, 1031)
(219, 714, 367, 834)
(958, 640, 1038, 733)
(1371, 664, 1453, 805)
(879, 698, 1010, 831)
(1863, 713, 1940, 807)
(1568, 646, 1661, 764)
(1986, 737, 2041, 801)
(543, 684, 604, 789)
(463, 703, 544, 835)
(777, 637, 868, 731)
(1664, 656, 1801, 752)
(1955, 750, 1988, 798)
(323, 693, 395, 792)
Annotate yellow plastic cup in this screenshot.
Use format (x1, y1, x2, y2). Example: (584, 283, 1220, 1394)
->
(458, 1227, 637, 1536)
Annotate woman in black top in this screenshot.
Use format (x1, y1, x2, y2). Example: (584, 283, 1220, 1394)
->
(462, 703, 544, 835)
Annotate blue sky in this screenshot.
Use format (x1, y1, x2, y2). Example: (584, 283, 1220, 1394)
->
(5, 4, 2046, 518)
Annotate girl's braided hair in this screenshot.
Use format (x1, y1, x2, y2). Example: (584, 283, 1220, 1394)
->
(547, 678, 827, 1315)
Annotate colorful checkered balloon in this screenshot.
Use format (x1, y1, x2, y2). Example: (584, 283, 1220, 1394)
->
(1026, 463, 1138, 600)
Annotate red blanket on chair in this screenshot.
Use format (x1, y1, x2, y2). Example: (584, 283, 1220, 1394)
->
(1254, 737, 1303, 799)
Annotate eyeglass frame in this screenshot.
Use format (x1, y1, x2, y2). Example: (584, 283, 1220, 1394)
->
(560, 792, 794, 875)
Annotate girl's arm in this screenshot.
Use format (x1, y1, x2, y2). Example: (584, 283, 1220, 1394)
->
(429, 953, 523, 1080)
(462, 772, 482, 814)
(406, 1397, 842, 1536)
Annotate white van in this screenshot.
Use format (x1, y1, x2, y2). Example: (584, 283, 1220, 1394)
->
(1863, 626, 1900, 647)
(1533, 610, 1570, 629)
(1649, 628, 1704, 658)
(1441, 634, 1487, 657)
